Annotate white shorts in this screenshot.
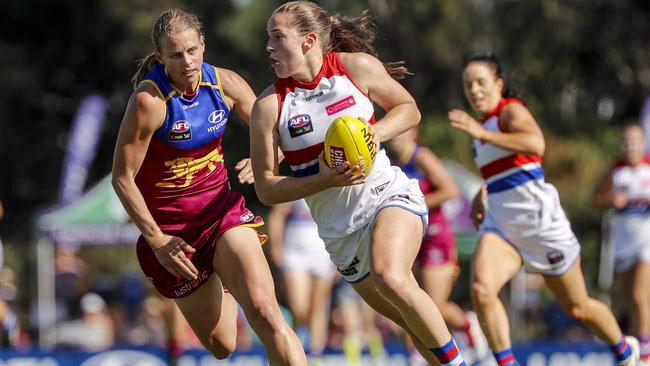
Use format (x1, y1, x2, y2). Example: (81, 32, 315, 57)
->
(323, 177, 428, 283)
(610, 213, 650, 272)
(282, 223, 337, 279)
(479, 180, 581, 276)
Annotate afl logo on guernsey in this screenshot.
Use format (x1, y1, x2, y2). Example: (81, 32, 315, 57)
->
(288, 114, 314, 138)
(169, 120, 192, 141)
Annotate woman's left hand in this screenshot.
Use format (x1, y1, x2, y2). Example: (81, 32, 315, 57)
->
(235, 158, 254, 184)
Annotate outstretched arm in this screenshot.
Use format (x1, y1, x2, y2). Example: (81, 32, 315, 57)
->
(448, 103, 545, 156)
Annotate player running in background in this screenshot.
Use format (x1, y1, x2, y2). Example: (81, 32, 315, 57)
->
(593, 123, 650, 365)
(448, 53, 639, 366)
(267, 199, 337, 363)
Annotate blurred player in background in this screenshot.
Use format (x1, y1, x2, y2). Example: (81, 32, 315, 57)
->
(388, 128, 489, 363)
(330, 280, 386, 366)
(0, 199, 17, 347)
(267, 199, 336, 362)
(111, 8, 306, 365)
(449, 53, 639, 366)
(593, 123, 650, 365)
(251, 2, 468, 365)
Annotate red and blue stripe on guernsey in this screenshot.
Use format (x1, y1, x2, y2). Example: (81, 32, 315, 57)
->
(134, 62, 232, 232)
(275, 52, 376, 178)
(474, 98, 544, 194)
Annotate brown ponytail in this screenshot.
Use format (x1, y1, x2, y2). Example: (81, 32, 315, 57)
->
(328, 11, 410, 80)
(273, 1, 411, 80)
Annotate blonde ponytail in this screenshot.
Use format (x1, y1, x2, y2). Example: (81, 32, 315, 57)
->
(131, 53, 159, 90)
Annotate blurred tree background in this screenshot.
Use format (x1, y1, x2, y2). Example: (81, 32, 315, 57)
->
(0, 0, 648, 324)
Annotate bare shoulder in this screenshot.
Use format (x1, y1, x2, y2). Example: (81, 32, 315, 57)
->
(255, 84, 279, 106)
(501, 101, 534, 121)
(339, 52, 382, 69)
(415, 146, 444, 169)
(416, 146, 441, 163)
(339, 52, 384, 76)
(126, 83, 166, 129)
(215, 67, 248, 88)
(339, 52, 391, 93)
(131, 83, 164, 114)
(215, 67, 255, 98)
(252, 84, 280, 126)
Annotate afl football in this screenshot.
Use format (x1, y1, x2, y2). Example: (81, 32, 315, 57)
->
(324, 116, 377, 175)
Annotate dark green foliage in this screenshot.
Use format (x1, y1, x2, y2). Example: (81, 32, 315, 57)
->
(0, 0, 648, 282)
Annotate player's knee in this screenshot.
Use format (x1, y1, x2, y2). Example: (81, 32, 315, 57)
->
(205, 336, 236, 360)
(471, 280, 497, 308)
(632, 288, 649, 308)
(564, 302, 589, 323)
(371, 270, 409, 300)
(245, 296, 284, 334)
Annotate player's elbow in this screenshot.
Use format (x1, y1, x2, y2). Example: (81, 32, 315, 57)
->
(256, 193, 274, 206)
(410, 107, 422, 128)
(254, 184, 278, 206)
(111, 174, 129, 195)
(527, 135, 545, 156)
(447, 184, 461, 200)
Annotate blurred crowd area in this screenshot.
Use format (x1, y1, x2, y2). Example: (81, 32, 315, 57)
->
(0, 243, 624, 354)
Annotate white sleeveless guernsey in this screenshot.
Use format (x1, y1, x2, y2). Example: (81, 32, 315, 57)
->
(473, 98, 544, 193)
(275, 52, 404, 239)
(608, 157, 650, 271)
(274, 53, 427, 280)
(474, 98, 580, 275)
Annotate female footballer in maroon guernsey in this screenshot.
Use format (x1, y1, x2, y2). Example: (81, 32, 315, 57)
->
(111, 9, 306, 365)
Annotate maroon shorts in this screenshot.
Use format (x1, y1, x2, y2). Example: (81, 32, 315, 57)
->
(417, 227, 458, 268)
(136, 191, 267, 298)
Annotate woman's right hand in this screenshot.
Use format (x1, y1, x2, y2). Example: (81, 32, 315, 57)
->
(317, 152, 366, 187)
(448, 109, 487, 141)
(150, 234, 199, 280)
(471, 186, 487, 229)
(612, 190, 629, 210)
(471, 199, 485, 229)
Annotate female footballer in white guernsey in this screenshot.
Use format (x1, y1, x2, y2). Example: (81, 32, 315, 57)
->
(593, 123, 650, 364)
(448, 54, 639, 366)
(250, 2, 468, 365)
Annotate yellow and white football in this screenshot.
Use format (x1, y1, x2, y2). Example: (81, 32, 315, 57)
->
(324, 116, 377, 175)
